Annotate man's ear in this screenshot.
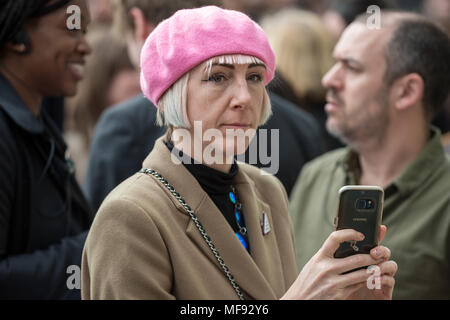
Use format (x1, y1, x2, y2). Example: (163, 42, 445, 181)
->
(129, 7, 155, 42)
(392, 73, 424, 111)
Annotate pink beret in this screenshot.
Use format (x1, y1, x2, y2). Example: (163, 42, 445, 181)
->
(140, 6, 276, 106)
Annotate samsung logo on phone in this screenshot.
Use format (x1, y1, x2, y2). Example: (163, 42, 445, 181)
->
(352, 218, 367, 222)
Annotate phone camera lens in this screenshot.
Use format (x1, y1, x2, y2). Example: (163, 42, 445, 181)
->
(356, 199, 367, 209)
(356, 199, 374, 210)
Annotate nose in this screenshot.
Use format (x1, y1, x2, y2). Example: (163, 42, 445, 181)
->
(77, 34, 92, 56)
(230, 78, 252, 109)
(322, 63, 343, 90)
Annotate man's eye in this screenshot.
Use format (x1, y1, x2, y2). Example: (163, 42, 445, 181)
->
(345, 63, 360, 72)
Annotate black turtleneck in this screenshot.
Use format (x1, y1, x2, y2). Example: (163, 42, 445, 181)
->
(165, 141, 250, 251)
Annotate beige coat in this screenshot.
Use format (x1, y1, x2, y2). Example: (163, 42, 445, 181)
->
(81, 137, 298, 299)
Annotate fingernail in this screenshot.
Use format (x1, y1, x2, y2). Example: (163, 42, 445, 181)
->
(373, 248, 382, 258)
(359, 233, 365, 240)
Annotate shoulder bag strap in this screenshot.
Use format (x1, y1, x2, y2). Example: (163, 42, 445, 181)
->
(139, 168, 245, 300)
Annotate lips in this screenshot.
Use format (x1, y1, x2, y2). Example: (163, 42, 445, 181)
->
(68, 62, 85, 81)
(325, 101, 340, 113)
(325, 91, 343, 113)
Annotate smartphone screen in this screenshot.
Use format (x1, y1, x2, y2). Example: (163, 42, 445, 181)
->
(334, 186, 384, 259)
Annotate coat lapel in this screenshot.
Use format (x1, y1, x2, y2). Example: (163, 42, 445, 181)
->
(142, 138, 283, 299)
(234, 169, 286, 298)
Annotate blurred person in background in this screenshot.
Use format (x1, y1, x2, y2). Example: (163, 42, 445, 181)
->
(222, 0, 296, 21)
(395, 0, 425, 12)
(84, 0, 323, 213)
(64, 26, 141, 184)
(87, 0, 114, 25)
(0, 0, 93, 299)
(322, 0, 393, 40)
(261, 9, 343, 150)
(294, 0, 330, 14)
(423, 0, 450, 143)
(432, 91, 450, 147)
(423, 0, 450, 33)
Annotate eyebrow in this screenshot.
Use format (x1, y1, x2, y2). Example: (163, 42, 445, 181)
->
(211, 63, 234, 69)
(334, 56, 363, 68)
(249, 63, 266, 69)
(211, 63, 266, 69)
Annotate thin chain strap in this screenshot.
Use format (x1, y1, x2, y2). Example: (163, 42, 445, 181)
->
(139, 168, 245, 300)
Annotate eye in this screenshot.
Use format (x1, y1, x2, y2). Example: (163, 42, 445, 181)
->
(248, 73, 263, 82)
(343, 61, 361, 73)
(66, 27, 81, 37)
(203, 73, 227, 83)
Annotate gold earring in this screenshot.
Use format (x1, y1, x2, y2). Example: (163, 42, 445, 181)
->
(16, 43, 26, 53)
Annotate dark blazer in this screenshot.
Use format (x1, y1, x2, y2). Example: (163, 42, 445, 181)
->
(82, 137, 298, 299)
(84, 92, 323, 212)
(83, 95, 165, 212)
(253, 92, 324, 195)
(0, 74, 93, 299)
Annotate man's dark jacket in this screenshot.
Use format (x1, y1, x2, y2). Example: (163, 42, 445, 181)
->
(0, 74, 93, 299)
(84, 92, 324, 212)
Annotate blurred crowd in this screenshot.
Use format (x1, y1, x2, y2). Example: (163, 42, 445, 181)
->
(59, 0, 450, 184)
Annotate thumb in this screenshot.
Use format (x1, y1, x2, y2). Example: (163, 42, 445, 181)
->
(379, 225, 387, 243)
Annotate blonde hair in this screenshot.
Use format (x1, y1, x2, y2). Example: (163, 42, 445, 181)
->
(157, 54, 272, 128)
(260, 9, 335, 104)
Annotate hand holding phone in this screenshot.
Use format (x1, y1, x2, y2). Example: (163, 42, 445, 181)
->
(333, 185, 384, 259)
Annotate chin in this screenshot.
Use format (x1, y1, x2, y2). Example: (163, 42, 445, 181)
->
(62, 84, 79, 97)
(326, 119, 337, 134)
(326, 120, 345, 139)
(207, 141, 247, 165)
(225, 136, 250, 155)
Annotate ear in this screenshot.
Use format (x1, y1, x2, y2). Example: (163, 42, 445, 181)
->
(3, 42, 28, 54)
(392, 73, 424, 111)
(128, 7, 155, 42)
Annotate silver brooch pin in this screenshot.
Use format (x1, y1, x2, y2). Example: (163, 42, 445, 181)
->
(261, 211, 271, 235)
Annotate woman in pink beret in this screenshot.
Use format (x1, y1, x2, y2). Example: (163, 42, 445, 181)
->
(81, 5, 397, 300)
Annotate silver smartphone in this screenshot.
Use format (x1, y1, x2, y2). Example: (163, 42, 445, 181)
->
(333, 185, 384, 259)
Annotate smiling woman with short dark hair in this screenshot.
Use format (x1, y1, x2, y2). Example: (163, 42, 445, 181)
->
(0, 0, 93, 299)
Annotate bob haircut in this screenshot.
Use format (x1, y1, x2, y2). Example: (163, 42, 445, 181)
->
(156, 54, 272, 129)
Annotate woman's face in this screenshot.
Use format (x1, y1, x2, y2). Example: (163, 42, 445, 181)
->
(22, 0, 92, 97)
(185, 60, 266, 161)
